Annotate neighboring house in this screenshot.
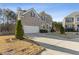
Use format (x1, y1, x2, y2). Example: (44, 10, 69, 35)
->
(63, 12, 79, 31)
(17, 8, 52, 33)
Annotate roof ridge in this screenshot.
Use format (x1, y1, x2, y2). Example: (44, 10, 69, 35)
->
(21, 8, 41, 19)
(22, 8, 35, 15)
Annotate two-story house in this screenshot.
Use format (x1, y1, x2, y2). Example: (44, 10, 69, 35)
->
(39, 11, 52, 32)
(63, 12, 79, 31)
(17, 8, 52, 33)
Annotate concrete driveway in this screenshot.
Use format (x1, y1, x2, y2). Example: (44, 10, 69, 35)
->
(25, 33, 79, 55)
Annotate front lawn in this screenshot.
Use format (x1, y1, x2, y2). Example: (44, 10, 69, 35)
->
(0, 35, 45, 55)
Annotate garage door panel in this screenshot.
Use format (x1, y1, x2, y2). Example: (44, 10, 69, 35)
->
(23, 26, 39, 33)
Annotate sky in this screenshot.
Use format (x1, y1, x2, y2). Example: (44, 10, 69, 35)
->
(0, 3, 79, 22)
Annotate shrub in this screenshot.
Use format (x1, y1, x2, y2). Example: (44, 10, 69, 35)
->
(52, 22, 62, 32)
(50, 28, 55, 32)
(40, 29, 48, 33)
(15, 20, 24, 40)
(60, 25, 65, 34)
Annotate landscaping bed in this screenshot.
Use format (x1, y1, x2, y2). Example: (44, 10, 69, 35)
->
(0, 35, 45, 55)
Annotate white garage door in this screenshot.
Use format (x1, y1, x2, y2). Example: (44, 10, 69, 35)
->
(23, 26, 39, 33)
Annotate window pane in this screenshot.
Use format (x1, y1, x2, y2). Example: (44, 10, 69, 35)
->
(77, 17, 79, 21)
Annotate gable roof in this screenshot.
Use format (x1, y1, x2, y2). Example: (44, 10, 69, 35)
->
(22, 8, 41, 19)
(39, 11, 52, 20)
(66, 11, 79, 18)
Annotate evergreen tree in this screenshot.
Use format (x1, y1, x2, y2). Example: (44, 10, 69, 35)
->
(15, 20, 24, 39)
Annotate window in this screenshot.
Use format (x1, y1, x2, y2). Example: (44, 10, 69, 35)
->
(30, 12, 35, 17)
(47, 25, 48, 29)
(65, 17, 74, 22)
(43, 26, 45, 29)
(41, 24, 45, 29)
(77, 25, 79, 27)
(65, 25, 74, 28)
(41, 16, 45, 21)
(77, 17, 79, 21)
(41, 16, 43, 20)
